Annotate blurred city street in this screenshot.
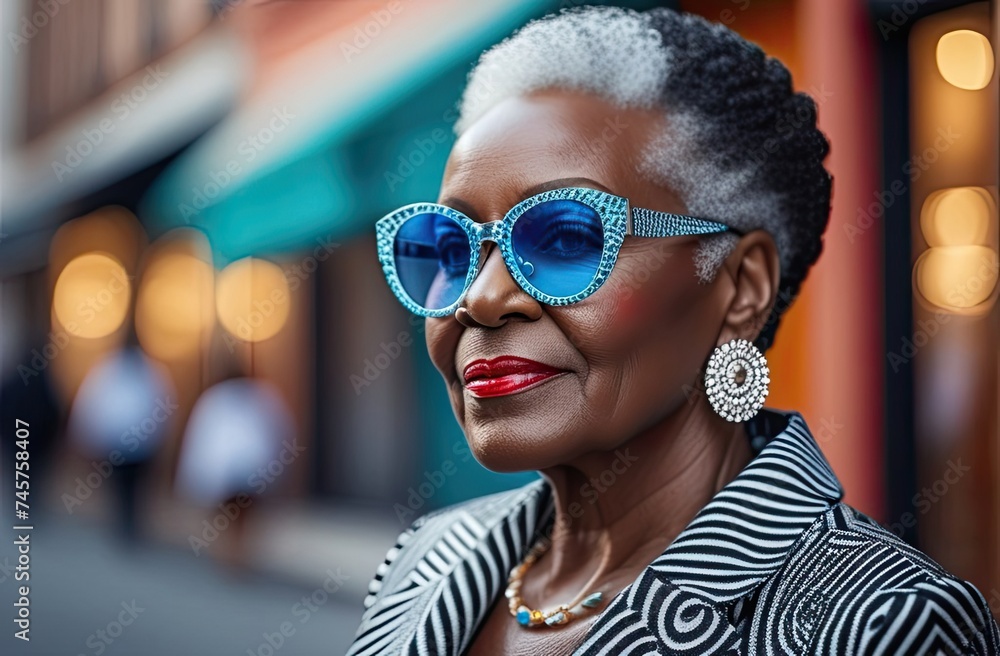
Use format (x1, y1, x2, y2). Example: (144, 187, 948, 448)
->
(0, 496, 398, 656)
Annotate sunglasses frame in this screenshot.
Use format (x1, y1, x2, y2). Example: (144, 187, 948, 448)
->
(376, 186, 737, 318)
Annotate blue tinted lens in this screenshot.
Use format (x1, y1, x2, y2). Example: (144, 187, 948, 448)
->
(393, 213, 471, 310)
(510, 199, 605, 298)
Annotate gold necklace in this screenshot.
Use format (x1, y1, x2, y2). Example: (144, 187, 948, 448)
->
(505, 537, 605, 627)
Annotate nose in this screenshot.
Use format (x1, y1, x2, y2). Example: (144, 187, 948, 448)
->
(456, 241, 542, 328)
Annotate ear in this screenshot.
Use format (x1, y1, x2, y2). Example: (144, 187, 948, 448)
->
(714, 230, 780, 344)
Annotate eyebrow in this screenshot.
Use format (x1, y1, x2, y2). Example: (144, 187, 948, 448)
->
(439, 177, 614, 221)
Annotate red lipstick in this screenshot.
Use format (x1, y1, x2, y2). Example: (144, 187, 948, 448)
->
(462, 356, 567, 398)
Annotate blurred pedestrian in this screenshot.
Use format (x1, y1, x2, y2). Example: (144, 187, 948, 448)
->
(68, 346, 174, 542)
(175, 376, 294, 570)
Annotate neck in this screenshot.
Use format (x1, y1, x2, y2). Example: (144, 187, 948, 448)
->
(533, 398, 754, 586)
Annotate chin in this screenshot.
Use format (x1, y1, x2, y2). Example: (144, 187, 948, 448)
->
(463, 421, 568, 473)
(456, 379, 586, 471)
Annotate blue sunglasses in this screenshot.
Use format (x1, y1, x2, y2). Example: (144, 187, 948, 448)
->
(376, 186, 739, 317)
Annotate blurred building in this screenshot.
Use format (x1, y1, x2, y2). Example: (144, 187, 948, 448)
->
(0, 2, 997, 651)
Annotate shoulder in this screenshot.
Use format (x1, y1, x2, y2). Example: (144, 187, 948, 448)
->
(769, 502, 1000, 654)
(361, 478, 545, 610)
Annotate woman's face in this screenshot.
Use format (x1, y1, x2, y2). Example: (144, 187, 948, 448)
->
(425, 89, 730, 472)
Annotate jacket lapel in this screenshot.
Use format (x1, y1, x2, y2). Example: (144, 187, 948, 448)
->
(402, 479, 555, 655)
(647, 412, 844, 602)
(388, 410, 843, 656)
(574, 411, 845, 654)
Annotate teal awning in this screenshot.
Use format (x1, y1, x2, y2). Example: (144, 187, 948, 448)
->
(139, 0, 552, 266)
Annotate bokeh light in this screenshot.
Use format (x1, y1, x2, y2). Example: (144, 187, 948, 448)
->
(913, 245, 998, 310)
(936, 29, 994, 90)
(136, 232, 215, 361)
(52, 252, 131, 339)
(920, 186, 996, 247)
(216, 257, 290, 343)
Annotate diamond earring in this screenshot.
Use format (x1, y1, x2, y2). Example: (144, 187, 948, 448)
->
(704, 338, 770, 422)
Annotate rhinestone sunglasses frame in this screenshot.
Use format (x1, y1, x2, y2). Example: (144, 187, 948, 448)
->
(376, 186, 740, 317)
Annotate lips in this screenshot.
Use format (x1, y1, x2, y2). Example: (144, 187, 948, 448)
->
(462, 356, 568, 398)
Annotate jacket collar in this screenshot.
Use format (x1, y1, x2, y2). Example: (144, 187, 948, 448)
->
(400, 409, 844, 654)
(643, 410, 843, 602)
(532, 410, 843, 601)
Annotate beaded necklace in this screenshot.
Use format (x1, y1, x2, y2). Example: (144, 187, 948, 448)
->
(505, 537, 605, 627)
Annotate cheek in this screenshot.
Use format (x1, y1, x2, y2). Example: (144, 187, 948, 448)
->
(424, 318, 468, 427)
(612, 289, 644, 326)
(568, 251, 717, 378)
(424, 318, 461, 383)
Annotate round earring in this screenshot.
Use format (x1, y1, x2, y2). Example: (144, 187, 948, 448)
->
(704, 338, 770, 422)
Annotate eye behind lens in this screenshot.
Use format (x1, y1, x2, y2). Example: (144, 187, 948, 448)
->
(393, 212, 472, 310)
(510, 199, 605, 299)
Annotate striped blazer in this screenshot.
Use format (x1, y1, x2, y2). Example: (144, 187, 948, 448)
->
(346, 410, 1000, 655)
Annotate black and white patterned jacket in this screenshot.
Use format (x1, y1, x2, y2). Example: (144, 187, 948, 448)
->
(346, 410, 1000, 655)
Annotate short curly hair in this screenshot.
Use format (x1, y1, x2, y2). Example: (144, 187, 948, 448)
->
(453, 5, 832, 351)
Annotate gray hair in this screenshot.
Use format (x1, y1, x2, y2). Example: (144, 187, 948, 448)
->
(452, 6, 833, 348)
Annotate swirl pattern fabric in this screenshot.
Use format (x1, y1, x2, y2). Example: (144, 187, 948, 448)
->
(346, 410, 1000, 655)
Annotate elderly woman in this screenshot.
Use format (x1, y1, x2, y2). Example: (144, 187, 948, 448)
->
(347, 6, 999, 655)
